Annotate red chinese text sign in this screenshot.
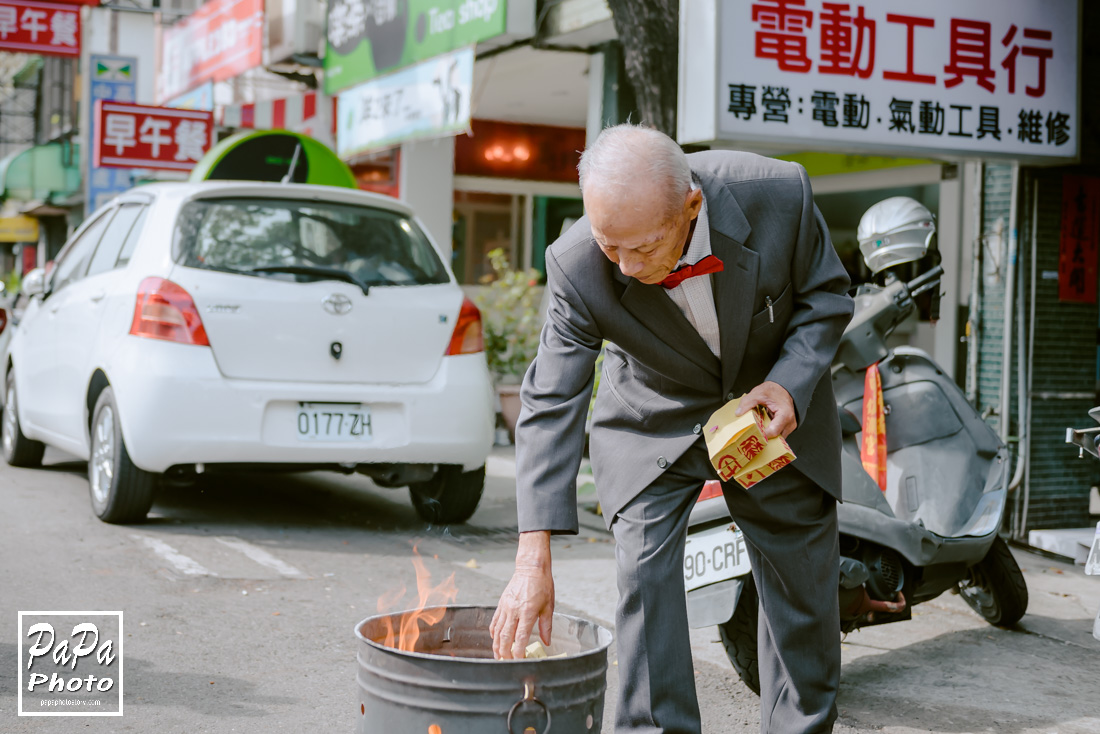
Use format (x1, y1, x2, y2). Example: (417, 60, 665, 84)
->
(93, 102, 213, 172)
(0, 0, 80, 57)
(1059, 175, 1100, 304)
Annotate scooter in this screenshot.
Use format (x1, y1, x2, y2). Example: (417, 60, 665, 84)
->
(684, 197, 1029, 694)
(1066, 406, 1100, 641)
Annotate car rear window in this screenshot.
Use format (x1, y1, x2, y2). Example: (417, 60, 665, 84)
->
(174, 197, 450, 287)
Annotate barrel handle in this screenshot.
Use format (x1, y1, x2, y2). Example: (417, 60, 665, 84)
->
(506, 681, 552, 734)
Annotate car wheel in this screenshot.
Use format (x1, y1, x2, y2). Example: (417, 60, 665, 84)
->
(408, 465, 486, 524)
(2, 371, 45, 468)
(89, 387, 157, 524)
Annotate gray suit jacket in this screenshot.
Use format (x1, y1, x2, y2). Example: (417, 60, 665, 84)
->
(515, 150, 854, 534)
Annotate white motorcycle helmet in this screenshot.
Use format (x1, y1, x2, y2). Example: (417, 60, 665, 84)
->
(857, 197, 936, 274)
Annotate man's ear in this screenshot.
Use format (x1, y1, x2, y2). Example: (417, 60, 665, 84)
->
(685, 188, 704, 218)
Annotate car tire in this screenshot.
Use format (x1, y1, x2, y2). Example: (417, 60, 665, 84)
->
(2, 371, 45, 468)
(88, 387, 157, 524)
(957, 535, 1029, 627)
(408, 465, 486, 524)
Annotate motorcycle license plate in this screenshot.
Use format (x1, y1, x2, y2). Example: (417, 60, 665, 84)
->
(684, 523, 751, 592)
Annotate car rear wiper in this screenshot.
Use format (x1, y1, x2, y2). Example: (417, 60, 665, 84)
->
(250, 265, 371, 295)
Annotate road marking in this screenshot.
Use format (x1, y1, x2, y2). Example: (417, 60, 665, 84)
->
(215, 537, 303, 578)
(134, 535, 217, 577)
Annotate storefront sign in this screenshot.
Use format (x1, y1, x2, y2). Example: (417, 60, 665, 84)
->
(337, 46, 473, 158)
(323, 0, 504, 95)
(679, 0, 1080, 161)
(87, 55, 138, 213)
(0, 216, 39, 242)
(157, 0, 263, 103)
(1059, 175, 1099, 304)
(93, 102, 214, 172)
(164, 82, 215, 111)
(0, 0, 80, 57)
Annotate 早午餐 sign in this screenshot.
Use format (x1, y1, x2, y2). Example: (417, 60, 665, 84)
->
(93, 102, 213, 172)
(679, 0, 1081, 162)
(323, 0, 505, 95)
(0, 0, 80, 57)
(156, 0, 263, 103)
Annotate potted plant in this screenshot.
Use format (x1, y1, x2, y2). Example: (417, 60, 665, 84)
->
(475, 248, 544, 437)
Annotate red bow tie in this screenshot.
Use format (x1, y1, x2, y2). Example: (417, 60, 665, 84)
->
(659, 254, 725, 289)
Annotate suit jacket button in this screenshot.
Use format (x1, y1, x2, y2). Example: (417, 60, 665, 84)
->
(726, 392, 735, 401)
(693, 424, 702, 435)
(657, 456, 668, 469)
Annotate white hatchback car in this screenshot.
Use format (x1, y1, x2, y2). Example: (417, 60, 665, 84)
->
(3, 182, 494, 524)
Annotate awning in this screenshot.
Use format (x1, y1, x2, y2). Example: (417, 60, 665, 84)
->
(0, 142, 82, 204)
(189, 130, 356, 188)
(219, 91, 335, 148)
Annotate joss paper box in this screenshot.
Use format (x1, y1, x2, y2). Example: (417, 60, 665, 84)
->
(703, 396, 796, 487)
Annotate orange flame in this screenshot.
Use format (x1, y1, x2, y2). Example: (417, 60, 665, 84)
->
(375, 546, 458, 652)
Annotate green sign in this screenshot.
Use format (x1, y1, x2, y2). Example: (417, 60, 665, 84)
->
(323, 0, 506, 95)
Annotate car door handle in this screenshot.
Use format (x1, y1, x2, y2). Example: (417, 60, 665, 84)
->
(90, 291, 106, 303)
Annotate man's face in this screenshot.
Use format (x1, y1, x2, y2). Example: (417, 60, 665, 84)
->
(587, 185, 704, 285)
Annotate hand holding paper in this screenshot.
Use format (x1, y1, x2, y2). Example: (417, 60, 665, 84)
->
(705, 393, 797, 489)
(736, 381, 797, 439)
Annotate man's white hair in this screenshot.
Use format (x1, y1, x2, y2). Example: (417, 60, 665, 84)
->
(578, 124, 691, 217)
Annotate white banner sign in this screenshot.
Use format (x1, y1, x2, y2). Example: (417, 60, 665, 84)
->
(679, 0, 1080, 161)
(336, 46, 473, 159)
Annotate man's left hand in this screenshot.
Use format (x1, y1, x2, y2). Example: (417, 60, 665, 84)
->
(736, 381, 796, 439)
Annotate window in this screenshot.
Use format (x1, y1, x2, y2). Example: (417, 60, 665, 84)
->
(174, 198, 449, 287)
(87, 204, 146, 278)
(49, 211, 113, 296)
(115, 205, 149, 268)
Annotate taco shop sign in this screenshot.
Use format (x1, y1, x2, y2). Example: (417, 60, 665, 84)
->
(678, 0, 1081, 162)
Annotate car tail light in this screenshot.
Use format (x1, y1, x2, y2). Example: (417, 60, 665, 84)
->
(0, 308, 7, 336)
(697, 480, 723, 503)
(445, 296, 483, 355)
(130, 277, 210, 346)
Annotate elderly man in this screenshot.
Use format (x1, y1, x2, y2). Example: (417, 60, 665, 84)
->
(491, 124, 854, 733)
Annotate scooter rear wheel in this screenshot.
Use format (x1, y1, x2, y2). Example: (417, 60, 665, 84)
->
(957, 536, 1029, 627)
(717, 576, 760, 695)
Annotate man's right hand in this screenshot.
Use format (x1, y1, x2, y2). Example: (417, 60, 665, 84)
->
(490, 530, 554, 659)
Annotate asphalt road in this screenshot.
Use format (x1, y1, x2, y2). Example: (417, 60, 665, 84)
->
(1, 446, 1099, 733)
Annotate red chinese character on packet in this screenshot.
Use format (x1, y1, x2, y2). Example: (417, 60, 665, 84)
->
(718, 455, 742, 481)
(739, 435, 766, 461)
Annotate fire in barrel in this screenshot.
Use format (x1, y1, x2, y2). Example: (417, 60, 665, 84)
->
(355, 551, 613, 733)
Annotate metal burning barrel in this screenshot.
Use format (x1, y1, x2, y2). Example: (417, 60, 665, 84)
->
(355, 605, 613, 733)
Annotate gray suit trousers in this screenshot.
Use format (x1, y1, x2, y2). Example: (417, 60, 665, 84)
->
(610, 442, 840, 733)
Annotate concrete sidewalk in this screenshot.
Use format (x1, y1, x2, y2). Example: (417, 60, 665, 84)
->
(481, 443, 1100, 732)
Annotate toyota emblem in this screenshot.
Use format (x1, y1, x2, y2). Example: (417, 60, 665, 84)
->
(323, 293, 353, 315)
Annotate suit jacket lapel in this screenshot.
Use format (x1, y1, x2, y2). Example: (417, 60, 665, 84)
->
(694, 168, 757, 395)
(712, 232, 758, 394)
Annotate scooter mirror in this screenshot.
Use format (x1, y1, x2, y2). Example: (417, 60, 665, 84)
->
(857, 196, 936, 274)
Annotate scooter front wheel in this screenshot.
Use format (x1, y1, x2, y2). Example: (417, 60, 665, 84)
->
(717, 576, 760, 695)
(957, 536, 1029, 627)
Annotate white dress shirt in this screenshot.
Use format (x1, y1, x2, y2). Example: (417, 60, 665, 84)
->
(664, 190, 721, 357)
